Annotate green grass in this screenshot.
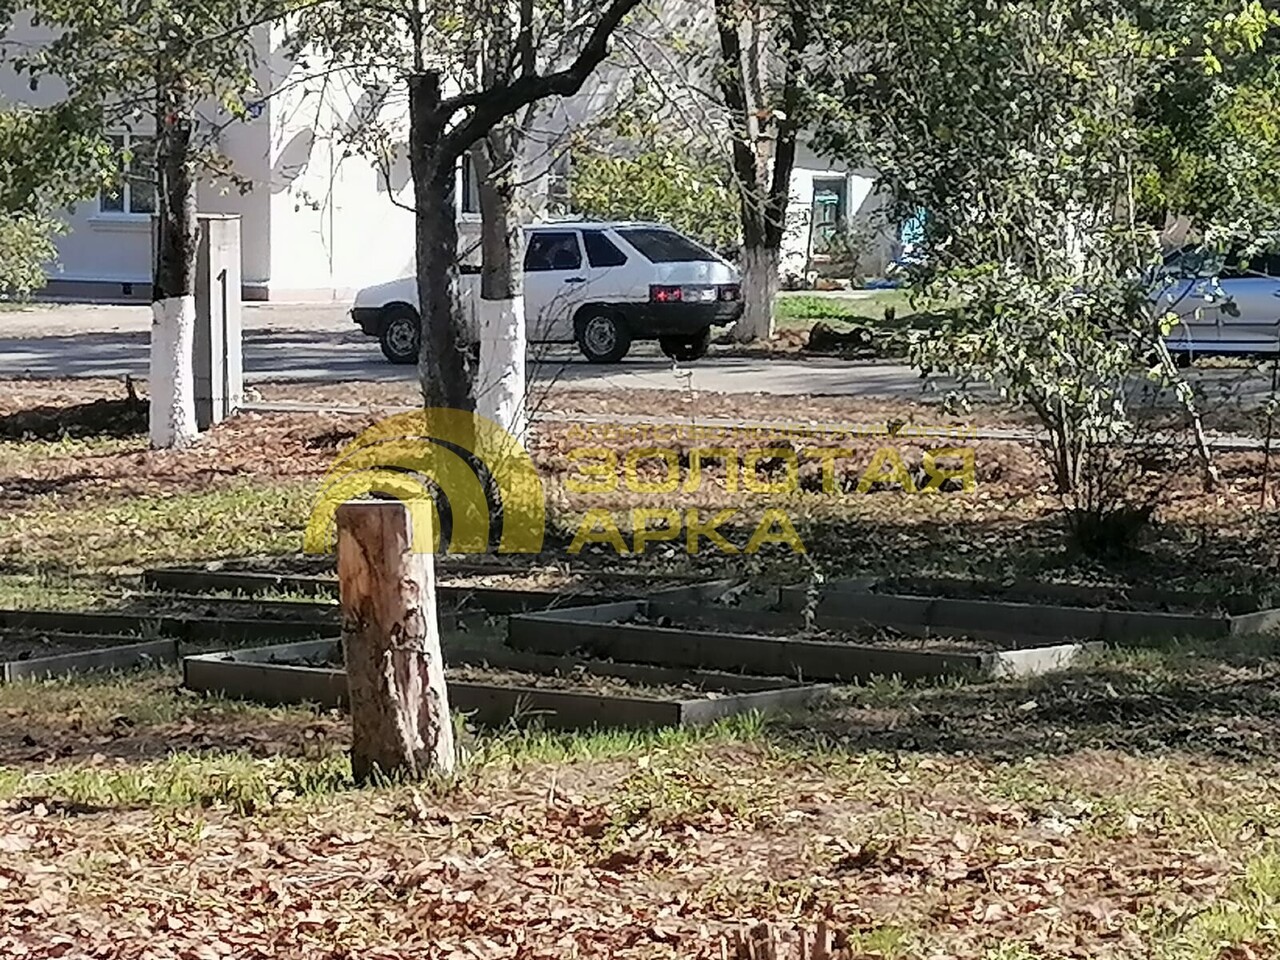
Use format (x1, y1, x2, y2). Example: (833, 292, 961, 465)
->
(0, 434, 139, 466)
(6, 751, 353, 815)
(1149, 851, 1280, 959)
(774, 290, 916, 328)
(0, 667, 276, 728)
(0, 571, 120, 609)
(468, 710, 772, 769)
(0, 666, 777, 816)
(0, 479, 316, 570)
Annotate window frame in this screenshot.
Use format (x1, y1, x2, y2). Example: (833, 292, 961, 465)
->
(99, 132, 157, 218)
(582, 229, 629, 268)
(459, 153, 480, 217)
(524, 230, 584, 272)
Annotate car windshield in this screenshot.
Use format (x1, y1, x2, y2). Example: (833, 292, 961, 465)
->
(1163, 247, 1225, 278)
(616, 228, 719, 263)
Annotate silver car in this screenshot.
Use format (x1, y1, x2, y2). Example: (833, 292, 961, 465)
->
(1158, 247, 1280, 360)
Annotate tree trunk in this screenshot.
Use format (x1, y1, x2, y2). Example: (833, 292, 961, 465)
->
(715, 0, 806, 345)
(473, 125, 528, 439)
(150, 83, 199, 449)
(338, 499, 454, 784)
(409, 71, 474, 414)
(736, 244, 780, 343)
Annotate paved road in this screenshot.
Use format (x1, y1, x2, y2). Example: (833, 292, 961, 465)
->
(0, 302, 941, 397)
(0, 301, 1275, 406)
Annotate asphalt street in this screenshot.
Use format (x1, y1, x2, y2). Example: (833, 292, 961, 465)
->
(0, 301, 1274, 407)
(0, 302, 941, 397)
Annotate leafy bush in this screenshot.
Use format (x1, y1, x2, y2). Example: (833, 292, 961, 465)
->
(814, 0, 1280, 556)
(0, 214, 59, 299)
(0, 103, 113, 298)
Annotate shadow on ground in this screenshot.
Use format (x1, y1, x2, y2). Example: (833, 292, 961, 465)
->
(790, 639, 1280, 764)
(0, 396, 147, 440)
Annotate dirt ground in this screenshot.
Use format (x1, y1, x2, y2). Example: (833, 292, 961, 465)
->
(3, 651, 1280, 959)
(3, 377, 1280, 957)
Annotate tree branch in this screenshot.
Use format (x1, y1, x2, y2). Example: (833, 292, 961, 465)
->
(518, 0, 535, 78)
(437, 0, 641, 158)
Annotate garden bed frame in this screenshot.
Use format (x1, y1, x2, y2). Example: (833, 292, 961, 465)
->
(182, 639, 830, 729)
(142, 565, 717, 614)
(507, 597, 1095, 682)
(1, 633, 178, 681)
(0, 608, 335, 644)
(776, 577, 1280, 641)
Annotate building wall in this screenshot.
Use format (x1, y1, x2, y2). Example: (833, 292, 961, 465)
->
(0, 17, 275, 301)
(3, 9, 894, 301)
(0, 19, 462, 302)
(261, 32, 404, 300)
(783, 142, 897, 285)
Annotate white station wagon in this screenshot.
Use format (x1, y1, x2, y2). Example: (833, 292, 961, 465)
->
(351, 221, 745, 364)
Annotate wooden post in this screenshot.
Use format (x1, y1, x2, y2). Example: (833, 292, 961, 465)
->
(337, 499, 455, 783)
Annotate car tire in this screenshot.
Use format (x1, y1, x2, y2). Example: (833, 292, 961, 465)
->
(576, 310, 631, 363)
(379, 306, 420, 365)
(659, 329, 711, 362)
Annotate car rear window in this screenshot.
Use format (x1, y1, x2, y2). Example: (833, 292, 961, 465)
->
(1228, 251, 1280, 278)
(1166, 246, 1280, 279)
(616, 228, 718, 263)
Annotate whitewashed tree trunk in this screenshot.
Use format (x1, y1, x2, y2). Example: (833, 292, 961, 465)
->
(735, 244, 780, 343)
(716, 0, 807, 345)
(473, 116, 528, 440)
(150, 77, 200, 450)
(148, 296, 198, 447)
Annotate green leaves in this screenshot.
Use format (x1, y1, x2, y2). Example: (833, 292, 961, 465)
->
(0, 102, 115, 296)
(569, 135, 740, 252)
(0, 214, 60, 297)
(811, 0, 1278, 503)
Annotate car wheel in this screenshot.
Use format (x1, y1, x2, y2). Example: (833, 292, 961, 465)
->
(659, 329, 711, 362)
(576, 311, 631, 363)
(379, 306, 420, 364)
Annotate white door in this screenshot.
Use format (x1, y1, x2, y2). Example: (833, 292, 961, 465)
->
(523, 230, 591, 342)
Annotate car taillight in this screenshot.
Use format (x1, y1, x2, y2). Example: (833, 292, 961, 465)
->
(718, 284, 741, 301)
(650, 285, 683, 302)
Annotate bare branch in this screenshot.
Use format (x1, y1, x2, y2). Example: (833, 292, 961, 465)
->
(437, 0, 641, 158)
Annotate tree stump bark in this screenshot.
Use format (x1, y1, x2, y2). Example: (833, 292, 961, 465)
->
(337, 500, 455, 783)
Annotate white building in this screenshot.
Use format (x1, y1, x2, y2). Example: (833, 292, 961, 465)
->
(782, 143, 897, 285)
(1, 21, 897, 303)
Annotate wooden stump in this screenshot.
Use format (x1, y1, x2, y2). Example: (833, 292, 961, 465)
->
(337, 499, 455, 783)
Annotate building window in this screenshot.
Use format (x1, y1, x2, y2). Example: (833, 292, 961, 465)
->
(460, 153, 480, 215)
(811, 178, 848, 241)
(100, 133, 156, 216)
